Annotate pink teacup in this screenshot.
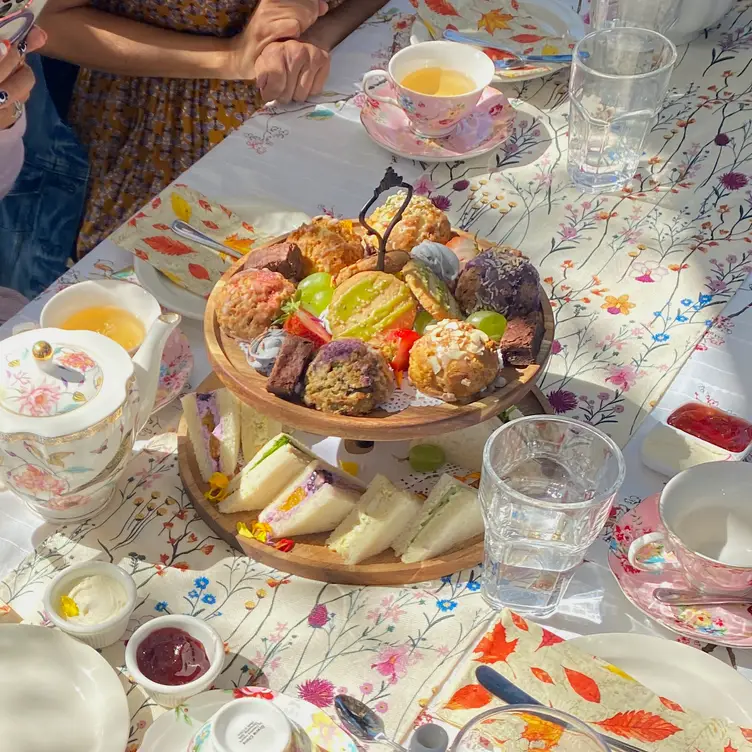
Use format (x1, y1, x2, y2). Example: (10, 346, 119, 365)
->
(628, 462, 752, 593)
(362, 41, 495, 138)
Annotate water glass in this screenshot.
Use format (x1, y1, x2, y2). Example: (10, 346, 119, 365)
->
(567, 28, 677, 193)
(589, 0, 681, 35)
(451, 706, 609, 752)
(479, 416, 625, 618)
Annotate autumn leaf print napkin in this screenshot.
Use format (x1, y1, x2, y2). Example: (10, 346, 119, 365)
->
(437, 610, 752, 751)
(111, 184, 257, 298)
(414, 1, 578, 58)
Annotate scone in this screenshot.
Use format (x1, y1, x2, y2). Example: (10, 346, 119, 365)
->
(366, 192, 452, 251)
(287, 217, 364, 276)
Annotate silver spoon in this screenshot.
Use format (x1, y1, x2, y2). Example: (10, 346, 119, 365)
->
(334, 694, 408, 752)
(442, 28, 575, 68)
(170, 219, 243, 260)
(654, 587, 752, 607)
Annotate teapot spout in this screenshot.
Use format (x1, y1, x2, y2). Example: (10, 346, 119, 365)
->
(133, 312, 181, 432)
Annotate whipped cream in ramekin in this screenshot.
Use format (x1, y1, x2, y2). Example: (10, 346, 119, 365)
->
(60, 574, 129, 626)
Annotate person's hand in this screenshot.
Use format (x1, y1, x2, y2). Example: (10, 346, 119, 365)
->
(255, 40, 330, 103)
(227, 0, 327, 80)
(0, 27, 46, 130)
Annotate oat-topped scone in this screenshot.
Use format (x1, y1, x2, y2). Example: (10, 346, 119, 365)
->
(287, 217, 364, 276)
(215, 269, 295, 340)
(408, 320, 499, 403)
(366, 192, 452, 251)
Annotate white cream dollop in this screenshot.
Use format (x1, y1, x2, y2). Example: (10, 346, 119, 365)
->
(61, 574, 128, 625)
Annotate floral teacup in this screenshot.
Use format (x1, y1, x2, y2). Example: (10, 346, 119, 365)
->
(628, 462, 752, 593)
(362, 41, 494, 138)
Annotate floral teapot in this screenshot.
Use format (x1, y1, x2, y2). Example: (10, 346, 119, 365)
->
(0, 311, 180, 522)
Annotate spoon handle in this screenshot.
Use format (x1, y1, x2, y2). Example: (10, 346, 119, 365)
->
(170, 219, 243, 260)
(475, 666, 646, 752)
(442, 29, 573, 64)
(654, 587, 752, 607)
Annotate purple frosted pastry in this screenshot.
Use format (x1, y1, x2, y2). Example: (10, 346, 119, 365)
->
(304, 339, 395, 415)
(410, 241, 460, 288)
(245, 328, 288, 376)
(455, 248, 540, 317)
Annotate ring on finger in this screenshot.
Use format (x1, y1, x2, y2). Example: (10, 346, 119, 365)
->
(12, 101, 23, 121)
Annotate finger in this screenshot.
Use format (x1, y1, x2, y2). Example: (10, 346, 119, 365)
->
(0, 63, 34, 109)
(318, 1, 328, 15)
(24, 27, 48, 55)
(310, 55, 330, 96)
(0, 41, 23, 82)
(280, 45, 306, 104)
(293, 62, 316, 102)
(256, 46, 288, 103)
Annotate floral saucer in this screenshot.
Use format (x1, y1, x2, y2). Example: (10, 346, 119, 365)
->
(140, 688, 358, 752)
(608, 494, 752, 648)
(361, 84, 516, 163)
(152, 328, 194, 414)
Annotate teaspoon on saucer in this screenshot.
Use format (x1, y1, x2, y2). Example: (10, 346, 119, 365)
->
(334, 694, 408, 751)
(653, 587, 752, 607)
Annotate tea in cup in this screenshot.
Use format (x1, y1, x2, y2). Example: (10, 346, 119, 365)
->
(362, 41, 495, 137)
(40, 280, 162, 356)
(628, 462, 752, 593)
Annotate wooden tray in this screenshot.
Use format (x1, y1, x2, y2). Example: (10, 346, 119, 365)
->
(179, 373, 554, 586)
(204, 227, 555, 441)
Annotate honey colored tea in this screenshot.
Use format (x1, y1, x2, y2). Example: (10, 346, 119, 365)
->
(61, 305, 146, 352)
(400, 66, 476, 96)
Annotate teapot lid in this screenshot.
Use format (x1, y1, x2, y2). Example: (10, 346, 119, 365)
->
(0, 328, 134, 439)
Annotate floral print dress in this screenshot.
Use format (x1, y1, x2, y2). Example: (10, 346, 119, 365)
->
(68, 0, 347, 256)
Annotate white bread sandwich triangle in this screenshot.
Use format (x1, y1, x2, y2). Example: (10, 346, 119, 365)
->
(240, 402, 284, 462)
(392, 474, 484, 563)
(408, 417, 502, 473)
(182, 388, 240, 482)
(327, 474, 422, 565)
(258, 460, 365, 537)
(218, 434, 310, 514)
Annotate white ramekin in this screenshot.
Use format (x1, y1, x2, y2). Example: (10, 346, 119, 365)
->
(124, 614, 225, 708)
(43, 561, 138, 649)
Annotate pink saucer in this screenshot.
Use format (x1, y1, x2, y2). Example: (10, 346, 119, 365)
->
(361, 84, 516, 163)
(153, 328, 193, 414)
(608, 494, 752, 648)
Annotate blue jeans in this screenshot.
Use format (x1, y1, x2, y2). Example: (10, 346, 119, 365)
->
(0, 55, 89, 298)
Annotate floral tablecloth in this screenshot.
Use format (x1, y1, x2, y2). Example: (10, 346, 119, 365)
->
(1, 2, 752, 750)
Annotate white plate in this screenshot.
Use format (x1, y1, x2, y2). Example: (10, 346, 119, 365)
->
(571, 632, 752, 725)
(410, 0, 585, 83)
(0, 625, 129, 752)
(140, 688, 358, 752)
(134, 257, 207, 321)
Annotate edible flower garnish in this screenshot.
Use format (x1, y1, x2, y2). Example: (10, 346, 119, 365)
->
(237, 521, 253, 539)
(339, 461, 359, 477)
(59, 595, 79, 618)
(274, 538, 295, 553)
(204, 472, 229, 502)
(235, 521, 295, 553)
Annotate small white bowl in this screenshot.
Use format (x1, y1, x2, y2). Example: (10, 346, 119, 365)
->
(125, 614, 225, 708)
(43, 561, 137, 649)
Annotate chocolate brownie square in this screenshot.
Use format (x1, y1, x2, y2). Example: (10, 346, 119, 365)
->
(244, 242, 304, 282)
(266, 335, 315, 399)
(499, 311, 544, 366)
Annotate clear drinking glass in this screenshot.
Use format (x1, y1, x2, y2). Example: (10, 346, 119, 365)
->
(479, 416, 625, 618)
(567, 28, 677, 193)
(589, 0, 682, 34)
(451, 706, 610, 752)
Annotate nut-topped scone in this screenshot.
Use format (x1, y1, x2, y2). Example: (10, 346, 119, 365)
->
(455, 248, 540, 318)
(328, 271, 417, 343)
(408, 320, 499, 403)
(366, 192, 452, 251)
(304, 339, 395, 415)
(287, 217, 364, 276)
(215, 269, 295, 340)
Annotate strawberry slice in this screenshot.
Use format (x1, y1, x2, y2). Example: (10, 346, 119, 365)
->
(283, 309, 331, 349)
(386, 328, 421, 373)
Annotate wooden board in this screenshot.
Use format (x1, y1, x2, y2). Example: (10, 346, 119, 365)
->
(179, 373, 554, 586)
(204, 227, 555, 441)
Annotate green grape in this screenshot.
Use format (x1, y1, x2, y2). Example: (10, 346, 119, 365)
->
(303, 288, 334, 316)
(297, 273, 333, 304)
(408, 444, 446, 473)
(466, 310, 508, 340)
(414, 310, 436, 335)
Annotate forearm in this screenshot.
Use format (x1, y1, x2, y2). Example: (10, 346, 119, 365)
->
(39, 7, 241, 79)
(301, 0, 389, 52)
